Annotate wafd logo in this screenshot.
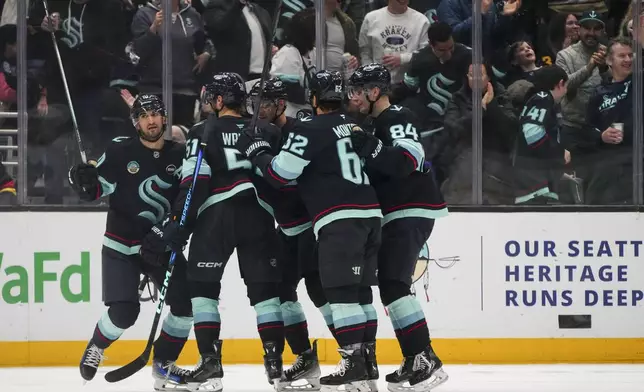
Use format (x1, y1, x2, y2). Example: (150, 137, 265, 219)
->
(0, 252, 90, 304)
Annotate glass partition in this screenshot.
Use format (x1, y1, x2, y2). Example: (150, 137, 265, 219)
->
(6, 0, 644, 208)
(478, 0, 642, 206)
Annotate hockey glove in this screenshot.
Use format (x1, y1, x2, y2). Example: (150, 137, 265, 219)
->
(235, 128, 272, 159)
(68, 163, 100, 201)
(140, 219, 189, 266)
(140, 225, 169, 267)
(351, 127, 383, 160)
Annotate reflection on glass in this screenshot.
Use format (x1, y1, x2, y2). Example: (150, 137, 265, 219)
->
(20, 0, 138, 205)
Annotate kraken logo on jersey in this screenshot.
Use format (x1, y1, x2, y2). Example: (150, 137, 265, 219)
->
(426, 73, 455, 116)
(425, 9, 438, 24)
(138, 176, 172, 224)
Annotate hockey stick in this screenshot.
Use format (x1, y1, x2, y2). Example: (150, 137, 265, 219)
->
(41, 0, 87, 163)
(137, 275, 150, 300)
(104, 143, 208, 383)
(250, 0, 283, 133)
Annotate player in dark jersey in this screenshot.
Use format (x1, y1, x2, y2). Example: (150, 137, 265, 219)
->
(155, 73, 285, 390)
(248, 78, 341, 389)
(67, 94, 193, 391)
(514, 66, 568, 204)
(236, 70, 382, 391)
(348, 63, 449, 392)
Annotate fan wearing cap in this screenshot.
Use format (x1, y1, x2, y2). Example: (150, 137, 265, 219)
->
(555, 10, 607, 158)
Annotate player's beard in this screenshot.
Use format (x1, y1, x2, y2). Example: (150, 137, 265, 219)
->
(139, 125, 164, 142)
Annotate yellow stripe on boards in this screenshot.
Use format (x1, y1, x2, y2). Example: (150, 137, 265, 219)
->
(1, 338, 644, 367)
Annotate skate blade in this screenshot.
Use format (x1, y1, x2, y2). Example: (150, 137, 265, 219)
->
(154, 378, 194, 392)
(279, 378, 321, 391)
(185, 378, 223, 392)
(410, 368, 449, 392)
(366, 380, 379, 392)
(321, 380, 371, 392)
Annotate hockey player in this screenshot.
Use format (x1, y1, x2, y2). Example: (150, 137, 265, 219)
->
(154, 73, 286, 390)
(236, 70, 382, 391)
(347, 63, 449, 391)
(68, 94, 194, 391)
(248, 78, 333, 389)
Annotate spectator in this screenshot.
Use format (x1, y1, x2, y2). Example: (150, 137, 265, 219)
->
(270, 8, 316, 118)
(392, 22, 471, 184)
(555, 11, 606, 160)
(545, 13, 580, 63)
(28, 0, 130, 159)
(325, 0, 360, 76)
(513, 65, 568, 204)
(359, 0, 429, 83)
(201, 0, 274, 90)
(502, 40, 541, 86)
(442, 63, 517, 204)
(131, 0, 211, 128)
(437, 0, 523, 56)
(5, 20, 69, 203)
(583, 37, 633, 204)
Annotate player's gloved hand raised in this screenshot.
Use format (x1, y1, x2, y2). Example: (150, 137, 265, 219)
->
(350, 126, 383, 160)
(235, 127, 272, 159)
(68, 163, 99, 201)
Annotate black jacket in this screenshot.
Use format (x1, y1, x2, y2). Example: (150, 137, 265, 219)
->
(202, 0, 272, 80)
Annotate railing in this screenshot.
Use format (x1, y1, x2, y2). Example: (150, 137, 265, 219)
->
(0, 112, 18, 171)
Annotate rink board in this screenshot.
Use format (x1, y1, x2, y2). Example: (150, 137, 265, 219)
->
(1, 212, 644, 366)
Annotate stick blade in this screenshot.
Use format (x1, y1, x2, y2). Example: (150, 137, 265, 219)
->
(104, 355, 149, 383)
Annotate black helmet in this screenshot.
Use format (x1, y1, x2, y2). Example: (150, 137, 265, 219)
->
(309, 70, 344, 104)
(130, 94, 166, 123)
(130, 94, 166, 142)
(204, 72, 247, 107)
(249, 77, 288, 101)
(347, 63, 391, 94)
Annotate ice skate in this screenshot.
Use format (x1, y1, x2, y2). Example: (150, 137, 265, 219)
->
(385, 357, 413, 392)
(264, 341, 285, 389)
(152, 359, 194, 391)
(320, 345, 370, 392)
(185, 340, 224, 392)
(281, 340, 321, 390)
(408, 345, 448, 391)
(363, 342, 379, 392)
(79, 340, 105, 382)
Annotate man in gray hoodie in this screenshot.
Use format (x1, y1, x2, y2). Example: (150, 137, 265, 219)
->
(555, 10, 607, 156)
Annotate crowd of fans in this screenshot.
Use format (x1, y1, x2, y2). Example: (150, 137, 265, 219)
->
(0, 0, 642, 206)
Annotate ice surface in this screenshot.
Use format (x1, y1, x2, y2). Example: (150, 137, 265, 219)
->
(2, 364, 644, 392)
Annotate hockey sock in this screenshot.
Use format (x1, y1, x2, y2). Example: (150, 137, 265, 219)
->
(330, 303, 366, 347)
(281, 301, 311, 355)
(191, 297, 221, 354)
(254, 297, 285, 353)
(386, 295, 429, 356)
(153, 313, 192, 361)
(92, 311, 125, 349)
(361, 304, 378, 342)
(318, 302, 337, 339)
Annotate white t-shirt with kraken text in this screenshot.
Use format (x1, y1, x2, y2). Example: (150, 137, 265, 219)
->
(359, 7, 430, 83)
